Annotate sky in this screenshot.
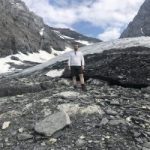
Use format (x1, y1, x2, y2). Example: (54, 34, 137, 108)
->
(22, 0, 145, 41)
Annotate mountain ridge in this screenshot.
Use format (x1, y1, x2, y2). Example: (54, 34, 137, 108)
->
(120, 0, 150, 38)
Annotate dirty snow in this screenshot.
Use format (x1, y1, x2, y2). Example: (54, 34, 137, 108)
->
(46, 69, 64, 77)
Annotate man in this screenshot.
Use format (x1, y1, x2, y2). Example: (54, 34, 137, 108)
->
(68, 44, 86, 91)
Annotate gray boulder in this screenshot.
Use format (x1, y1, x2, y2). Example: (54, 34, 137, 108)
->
(34, 111, 71, 137)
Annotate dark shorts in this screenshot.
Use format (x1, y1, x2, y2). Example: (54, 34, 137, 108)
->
(71, 66, 83, 77)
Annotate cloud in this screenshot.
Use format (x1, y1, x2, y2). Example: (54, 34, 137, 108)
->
(98, 27, 121, 41)
(22, 0, 145, 41)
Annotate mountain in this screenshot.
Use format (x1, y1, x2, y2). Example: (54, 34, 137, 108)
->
(120, 0, 150, 38)
(0, 0, 101, 58)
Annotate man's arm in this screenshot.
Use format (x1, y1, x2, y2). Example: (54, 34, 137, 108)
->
(81, 53, 85, 70)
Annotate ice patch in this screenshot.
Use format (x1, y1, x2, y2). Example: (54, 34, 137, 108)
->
(46, 69, 64, 77)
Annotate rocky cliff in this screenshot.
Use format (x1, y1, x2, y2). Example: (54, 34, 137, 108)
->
(120, 0, 150, 38)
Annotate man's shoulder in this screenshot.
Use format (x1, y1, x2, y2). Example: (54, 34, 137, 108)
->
(78, 51, 83, 55)
(68, 51, 74, 55)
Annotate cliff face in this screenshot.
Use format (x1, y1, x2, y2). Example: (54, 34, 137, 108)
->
(0, 0, 101, 57)
(0, 0, 44, 56)
(120, 0, 150, 38)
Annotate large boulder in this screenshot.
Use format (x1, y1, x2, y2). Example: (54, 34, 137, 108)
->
(62, 46, 150, 87)
(34, 111, 71, 137)
(48, 37, 150, 88)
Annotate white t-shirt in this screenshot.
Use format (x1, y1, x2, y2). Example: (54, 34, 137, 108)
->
(68, 51, 85, 66)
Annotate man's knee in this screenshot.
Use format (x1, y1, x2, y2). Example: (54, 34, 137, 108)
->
(79, 74, 84, 77)
(73, 76, 76, 79)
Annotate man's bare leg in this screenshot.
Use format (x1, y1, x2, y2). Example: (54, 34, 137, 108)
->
(79, 74, 85, 84)
(79, 74, 86, 91)
(73, 76, 77, 89)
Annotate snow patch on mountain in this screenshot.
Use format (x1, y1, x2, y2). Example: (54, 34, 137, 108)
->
(39, 28, 44, 36)
(62, 35, 74, 40)
(0, 46, 73, 74)
(52, 30, 65, 39)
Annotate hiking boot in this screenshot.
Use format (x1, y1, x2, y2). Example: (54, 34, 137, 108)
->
(81, 84, 87, 91)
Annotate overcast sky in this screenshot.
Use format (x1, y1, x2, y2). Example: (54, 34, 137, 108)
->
(22, 0, 145, 41)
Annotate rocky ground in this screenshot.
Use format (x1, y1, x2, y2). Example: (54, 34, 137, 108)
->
(0, 75, 150, 150)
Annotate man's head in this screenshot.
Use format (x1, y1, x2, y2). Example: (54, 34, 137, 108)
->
(74, 44, 79, 51)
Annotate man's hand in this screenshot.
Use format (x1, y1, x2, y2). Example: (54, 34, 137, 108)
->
(68, 66, 71, 70)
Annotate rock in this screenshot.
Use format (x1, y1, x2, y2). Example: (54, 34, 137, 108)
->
(11, 56, 20, 61)
(41, 108, 52, 117)
(87, 78, 104, 86)
(40, 98, 49, 103)
(80, 105, 104, 115)
(41, 142, 46, 146)
(24, 103, 32, 110)
(48, 138, 57, 144)
(109, 119, 126, 126)
(142, 147, 150, 150)
(143, 142, 150, 149)
(133, 131, 141, 138)
(17, 133, 33, 141)
(76, 139, 86, 147)
(79, 135, 85, 139)
(53, 91, 80, 99)
(0, 110, 22, 119)
(57, 103, 80, 116)
(58, 79, 70, 86)
(106, 108, 118, 116)
(18, 128, 24, 133)
(2, 121, 10, 129)
(100, 117, 109, 125)
(57, 103, 104, 116)
(0, 143, 3, 148)
(34, 111, 71, 137)
(33, 146, 46, 150)
(4, 137, 9, 142)
(110, 100, 120, 105)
